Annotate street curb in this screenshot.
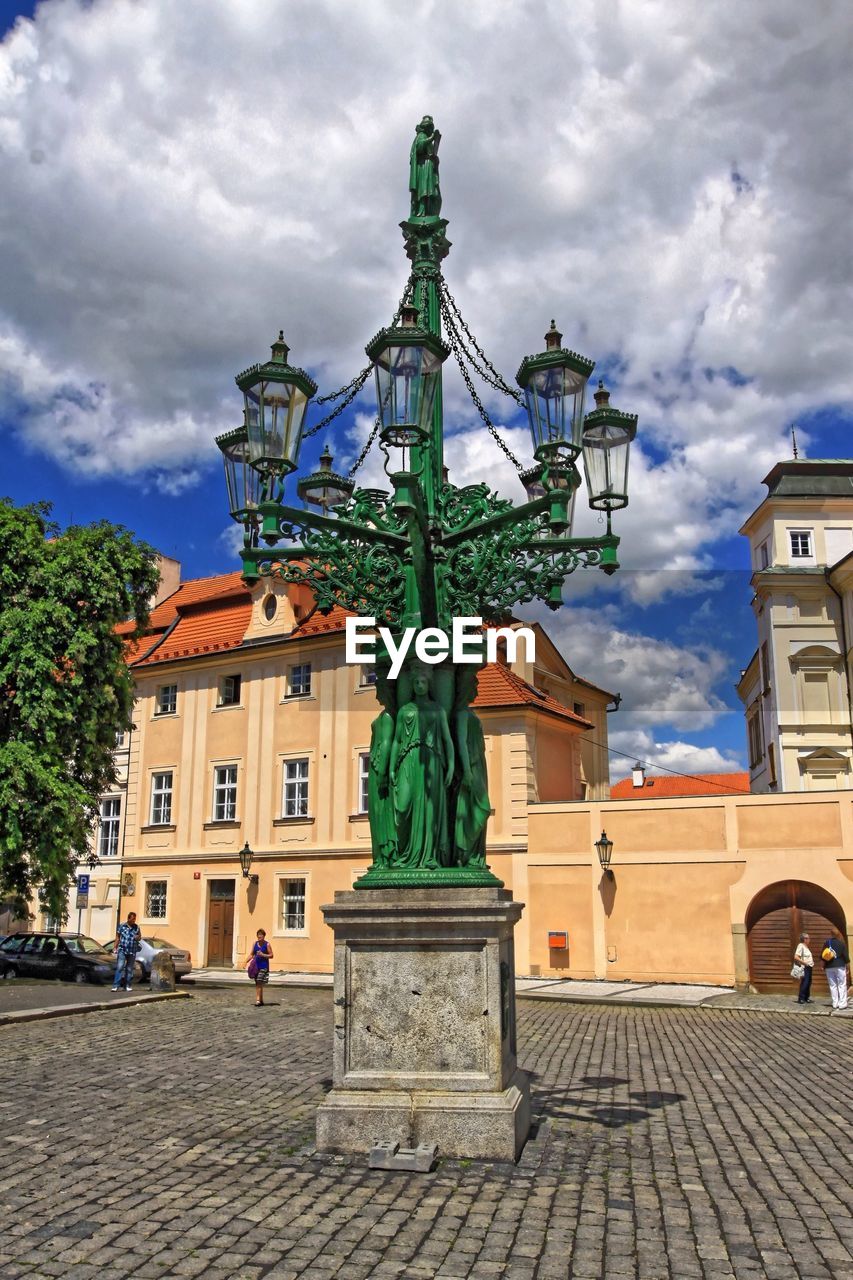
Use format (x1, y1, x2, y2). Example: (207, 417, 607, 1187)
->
(516, 989, 839, 1015)
(0, 990, 190, 1027)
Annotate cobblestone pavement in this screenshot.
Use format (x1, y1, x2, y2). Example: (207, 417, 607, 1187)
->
(1, 989, 850, 1280)
(0, 979, 188, 1017)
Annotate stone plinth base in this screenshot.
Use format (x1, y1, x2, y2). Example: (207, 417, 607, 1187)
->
(316, 887, 530, 1162)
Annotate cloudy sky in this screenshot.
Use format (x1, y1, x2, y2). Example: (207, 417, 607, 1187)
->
(1, 0, 851, 779)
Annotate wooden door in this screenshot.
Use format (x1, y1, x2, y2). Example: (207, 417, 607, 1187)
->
(747, 881, 845, 994)
(207, 880, 235, 967)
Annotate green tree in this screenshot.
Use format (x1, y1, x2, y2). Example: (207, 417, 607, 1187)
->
(0, 499, 159, 922)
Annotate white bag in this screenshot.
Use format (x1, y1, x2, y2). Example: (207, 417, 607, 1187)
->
(791, 963, 805, 979)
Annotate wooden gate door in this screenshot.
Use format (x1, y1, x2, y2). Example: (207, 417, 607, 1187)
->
(207, 880, 235, 967)
(747, 880, 845, 994)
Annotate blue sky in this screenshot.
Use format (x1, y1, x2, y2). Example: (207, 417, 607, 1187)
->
(1, 1, 850, 780)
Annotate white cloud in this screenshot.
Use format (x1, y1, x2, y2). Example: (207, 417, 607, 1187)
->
(0, 0, 850, 579)
(529, 602, 733, 733)
(607, 729, 745, 783)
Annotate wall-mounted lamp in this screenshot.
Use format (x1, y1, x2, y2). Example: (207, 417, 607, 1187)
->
(239, 841, 259, 885)
(595, 830, 614, 878)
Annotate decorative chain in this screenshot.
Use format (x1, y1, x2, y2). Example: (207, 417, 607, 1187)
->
(439, 279, 525, 406)
(348, 416, 381, 477)
(441, 296, 524, 474)
(305, 275, 416, 441)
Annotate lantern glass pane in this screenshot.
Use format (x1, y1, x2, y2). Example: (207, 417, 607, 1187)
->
(525, 365, 587, 454)
(583, 423, 631, 507)
(373, 342, 439, 435)
(222, 437, 260, 516)
(243, 378, 309, 470)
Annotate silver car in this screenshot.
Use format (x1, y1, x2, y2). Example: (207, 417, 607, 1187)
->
(103, 936, 192, 982)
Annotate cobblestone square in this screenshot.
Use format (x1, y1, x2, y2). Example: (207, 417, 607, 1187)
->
(1, 989, 850, 1279)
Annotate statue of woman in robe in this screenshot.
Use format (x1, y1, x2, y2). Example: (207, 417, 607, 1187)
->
(367, 671, 397, 868)
(409, 116, 442, 218)
(453, 667, 491, 866)
(390, 668, 454, 868)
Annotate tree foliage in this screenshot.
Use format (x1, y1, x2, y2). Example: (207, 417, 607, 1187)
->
(0, 499, 159, 922)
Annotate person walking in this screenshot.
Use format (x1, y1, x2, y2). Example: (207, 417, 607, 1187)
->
(821, 927, 850, 1012)
(112, 911, 141, 992)
(248, 928, 273, 1006)
(794, 932, 813, 1004)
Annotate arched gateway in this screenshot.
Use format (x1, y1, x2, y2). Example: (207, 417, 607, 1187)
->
(746, 880, 846, 994)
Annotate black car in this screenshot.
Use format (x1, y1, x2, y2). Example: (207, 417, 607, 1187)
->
(0, 933, 141, 985)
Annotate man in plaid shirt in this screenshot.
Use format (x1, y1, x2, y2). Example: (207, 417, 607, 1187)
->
(112, 911, 141, 991)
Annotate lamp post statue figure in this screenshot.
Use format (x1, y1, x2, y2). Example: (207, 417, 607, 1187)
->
(217, 121, 636, 1160)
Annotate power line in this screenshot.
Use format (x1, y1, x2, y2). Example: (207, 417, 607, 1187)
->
(581, 734, 750, 795)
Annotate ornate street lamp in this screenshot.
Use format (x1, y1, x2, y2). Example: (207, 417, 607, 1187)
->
(238, 841, 258, 884)
(582, 381, 637, 512)
(595, 829, 614, 877)
(297, 444, 354, 512)
(218, 120, 637, 885)
(237, 331, 318, 477)
(216, 422, 262, 519)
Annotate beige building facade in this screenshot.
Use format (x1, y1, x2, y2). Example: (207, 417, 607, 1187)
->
(737, 459, 853, 793)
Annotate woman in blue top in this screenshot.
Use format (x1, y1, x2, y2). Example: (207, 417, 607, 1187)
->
(249, 928, 273, 1006)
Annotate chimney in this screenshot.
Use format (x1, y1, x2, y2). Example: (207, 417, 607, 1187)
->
(632, 761, 646, 789)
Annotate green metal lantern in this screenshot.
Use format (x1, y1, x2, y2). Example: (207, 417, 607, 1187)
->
(216, 423, 261, 518)
(581, 381, 637, 512)
(366, 303, 449, 449)
(297, 444, 355, 512)
(236, 331, 318, 476)
(516, 321, 595, 464)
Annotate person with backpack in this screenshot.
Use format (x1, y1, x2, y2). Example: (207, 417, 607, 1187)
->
(821, 927, 850, 1012)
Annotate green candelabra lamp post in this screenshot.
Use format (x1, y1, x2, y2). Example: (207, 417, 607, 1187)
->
(218, 117, 637, 1162)
(217, 120, 636, 891)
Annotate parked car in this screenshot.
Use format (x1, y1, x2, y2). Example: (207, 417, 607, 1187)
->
(0, 933, 143, 985)
(101, 936, 192, 982)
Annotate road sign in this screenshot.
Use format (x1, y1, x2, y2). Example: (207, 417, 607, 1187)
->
(76, 873, 90, 911)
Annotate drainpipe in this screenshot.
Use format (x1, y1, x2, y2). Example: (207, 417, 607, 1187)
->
(825, 570, 853, 767)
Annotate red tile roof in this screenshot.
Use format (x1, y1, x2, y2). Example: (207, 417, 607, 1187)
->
(610, 771, 751, 799)
(474, 664, 592, 726)
(125, 573, 589, 730)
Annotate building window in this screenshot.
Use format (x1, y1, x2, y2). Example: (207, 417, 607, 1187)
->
(760, 642, 770, 693)
(789, 530, 813, 559)
(213, 765, 238, 822)
(150, 771, 173, 826)
(98, 796, 121, 858)
(747, 712, 764, 769)
(155, 684, 177, 716)
(115, 729, 127, 749)
(359, 665, 377, 688)
(145, 880, 168, 920)
(263, 594, 277, 621)
(282, 758, 309, 817)
(218, 674, 242, 707)
(288, 663, 312, 697)
(281, 877, 306, 932)
(358, 753, 370, 814)
(573, 701, 586, 717)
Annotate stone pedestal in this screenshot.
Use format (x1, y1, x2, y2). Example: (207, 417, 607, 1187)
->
(316, 887, 530, 1162)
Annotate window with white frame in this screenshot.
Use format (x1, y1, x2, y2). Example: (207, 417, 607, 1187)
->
(282, 758, 309, 817)
(288, 663, 312, 696)
(98, 796, 121, 858)
(217, 674, 242, 707)
(145, 879, 168, 919)
(115, 729, 127, 749)
(757, 539, 769, 569)
(155, 684, 177, 716)
(281, 877, 306, 931)
(150, 771, 174, 825)
(358, 752, 370, 813)
(213, 765, 238, 821)
(789, 530, 813, 560)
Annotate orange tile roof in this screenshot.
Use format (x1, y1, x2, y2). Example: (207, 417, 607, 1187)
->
(610, 771, 751, 799)
(474, 664, 592, 726)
